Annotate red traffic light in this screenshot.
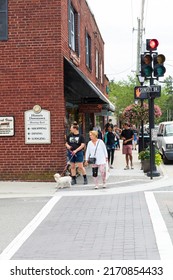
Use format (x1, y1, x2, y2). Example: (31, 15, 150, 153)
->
(146, 39, 159, 51)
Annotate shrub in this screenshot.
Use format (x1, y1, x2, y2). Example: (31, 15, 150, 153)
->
(138, 148, 162, 166)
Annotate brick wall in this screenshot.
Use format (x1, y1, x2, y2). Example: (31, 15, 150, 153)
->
(62, 0, 105, 93)
(0, 0, 106, 181)
(0, 0, 66, 180)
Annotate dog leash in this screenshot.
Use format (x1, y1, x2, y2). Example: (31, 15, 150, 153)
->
(60, 152, 76, 176)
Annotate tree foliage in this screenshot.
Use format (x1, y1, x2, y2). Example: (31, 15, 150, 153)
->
(154, 76, 173, 121)
(108, 75, 172, 125)
(109, 76, 138, 123)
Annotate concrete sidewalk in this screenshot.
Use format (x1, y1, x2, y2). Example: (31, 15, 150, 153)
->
(0, 144, 163, 197)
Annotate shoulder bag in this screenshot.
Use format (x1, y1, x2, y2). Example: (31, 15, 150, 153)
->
(88, 140, 100, 164)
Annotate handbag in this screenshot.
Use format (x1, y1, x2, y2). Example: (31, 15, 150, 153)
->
(88, 140, 100, 164)
(88, 157, 96, 164)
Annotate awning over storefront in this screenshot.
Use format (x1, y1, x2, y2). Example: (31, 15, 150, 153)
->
(64, 58, 115, 112)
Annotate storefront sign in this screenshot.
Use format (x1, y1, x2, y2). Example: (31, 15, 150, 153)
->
(0, 116, 14, 136)
(79, 104, 102, 113)
(25, 107, 51, 144)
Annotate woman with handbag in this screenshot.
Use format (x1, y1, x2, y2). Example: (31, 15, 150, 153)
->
(85, 130, 108, 189)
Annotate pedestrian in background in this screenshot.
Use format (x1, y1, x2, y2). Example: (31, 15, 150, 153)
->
(104, 118, 113, 132)
(121, 122, 134, 170)
(93, 124, 103, 139)
(104, 125, 116, 168)
(65, 123, 88, 185)
(113, 124, 122, 150)
(132, 124, 138, 150)
(85, 130, 108, 189)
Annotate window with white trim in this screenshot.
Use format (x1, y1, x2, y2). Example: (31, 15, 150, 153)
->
(96, 49, 99, 79)
(70, 7, 75, 51)
(100, 60, 103, 84)
(68, 1, 80, 55)
(86, 32, 91, 69)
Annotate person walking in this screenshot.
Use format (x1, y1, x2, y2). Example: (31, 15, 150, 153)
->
(104, 125, 116, 168)
(121, 122, 134, 170)
(113, 124, 122, 150)
(104, 119, 113, 132)
(132, 125, 138, 150)
(65, 123, 88, 185)
(93, 124, 102, 140)
(85, 130, 108, 189)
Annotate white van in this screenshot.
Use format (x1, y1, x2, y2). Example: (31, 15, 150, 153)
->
(157, 121, 173, 164)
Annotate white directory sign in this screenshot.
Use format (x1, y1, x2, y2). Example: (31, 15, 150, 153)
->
(0, 116, 14, 136)
(25, 108, 51, 144)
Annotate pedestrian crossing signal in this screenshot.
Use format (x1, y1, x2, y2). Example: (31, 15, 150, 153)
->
(134, 86, 149, 99)
(134, 85, 161, 99)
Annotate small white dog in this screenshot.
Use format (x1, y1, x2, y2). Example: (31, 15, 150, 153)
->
(54, 173, 71, 189)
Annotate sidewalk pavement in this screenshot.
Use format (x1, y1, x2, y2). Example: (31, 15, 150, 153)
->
(0, 145, 164, 197)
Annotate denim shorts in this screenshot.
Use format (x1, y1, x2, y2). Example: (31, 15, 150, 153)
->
(68, 150, 84, 163)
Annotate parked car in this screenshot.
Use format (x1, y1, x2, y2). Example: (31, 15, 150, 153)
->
(156, 121, 173, 164)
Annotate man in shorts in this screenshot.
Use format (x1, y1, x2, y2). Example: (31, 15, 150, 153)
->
(121, 122, 134, 170)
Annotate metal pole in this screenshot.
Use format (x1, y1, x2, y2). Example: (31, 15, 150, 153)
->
(148, 94, 154, 179)
(140, 99, 144, 151)
(136, 18, 141, 75)
(147, 77, 160, 179)
(140, 0, 145, 51)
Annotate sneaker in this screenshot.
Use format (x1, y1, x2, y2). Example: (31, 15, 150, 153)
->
(124, 166, 129, 170)
(83, 177, 88, 185)
(94, 185, 98, 189)
(131, 165, 134, 169)
(103, 183, 106, 188)
(110, 165, 113, 169)
(71, 178, 77, 185)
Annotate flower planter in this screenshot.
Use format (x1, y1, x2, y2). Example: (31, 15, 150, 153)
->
(139, 148, 162, 173)
(142, 159, 150, 173)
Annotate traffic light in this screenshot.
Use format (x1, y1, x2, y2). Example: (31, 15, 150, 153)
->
(146, 39, 159, 51)
(141, 54, 153, 77)
(153, 54, 166, 77)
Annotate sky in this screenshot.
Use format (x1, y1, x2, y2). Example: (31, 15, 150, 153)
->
(87, 0, 173, 82)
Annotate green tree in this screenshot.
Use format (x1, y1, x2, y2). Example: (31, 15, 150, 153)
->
(109, 74, 172, 124)
(155, 76, 173, 122)
(109, 75, 138, 124)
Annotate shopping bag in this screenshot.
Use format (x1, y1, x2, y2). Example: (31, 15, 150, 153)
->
(106, 162, 110, 180)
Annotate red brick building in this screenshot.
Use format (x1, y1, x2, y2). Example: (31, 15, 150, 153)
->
(0, 0, 114, 181)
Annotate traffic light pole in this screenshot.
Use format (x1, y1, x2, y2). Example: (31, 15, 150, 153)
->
(141, 99, 144, 151)
(139, 39, 165, 178)
(147, 77, 160, 179)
